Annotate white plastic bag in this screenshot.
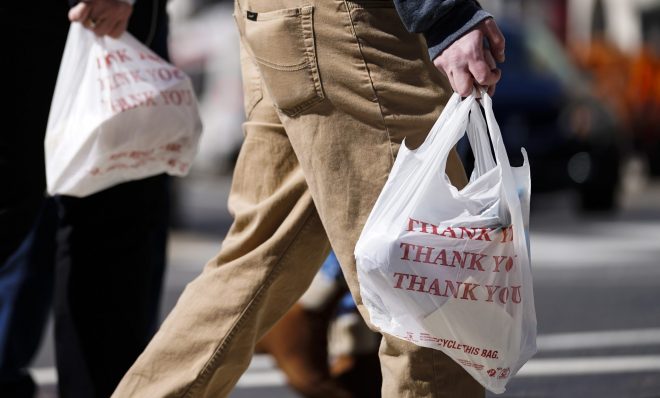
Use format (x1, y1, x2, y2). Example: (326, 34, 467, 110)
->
(45, 23, 202, 197)
(354, 91, 537, 394)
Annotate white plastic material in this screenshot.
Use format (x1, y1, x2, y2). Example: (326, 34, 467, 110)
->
(354, 91, 537, 394)
(45, 23, 202, 197)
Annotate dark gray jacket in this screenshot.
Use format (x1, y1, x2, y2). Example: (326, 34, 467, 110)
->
(393, 0, 492, 60)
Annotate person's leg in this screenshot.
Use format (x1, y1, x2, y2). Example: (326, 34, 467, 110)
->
(53, 175, 170, 398)
(114, 43, 332, 396)
(0, 201, 58, 398)
(0, 2, 68, 267)
(234, 1, 480, 397)
(115, 0, 479, 397)
(0, 5, 69, 396)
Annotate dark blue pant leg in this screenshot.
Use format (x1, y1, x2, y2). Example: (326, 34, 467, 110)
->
(0, 200, 58, 398)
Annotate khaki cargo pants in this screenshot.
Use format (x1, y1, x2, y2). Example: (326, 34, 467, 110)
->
(113, 0, 484, 396)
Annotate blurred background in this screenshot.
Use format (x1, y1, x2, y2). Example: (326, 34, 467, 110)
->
(33, 0, 660, 396)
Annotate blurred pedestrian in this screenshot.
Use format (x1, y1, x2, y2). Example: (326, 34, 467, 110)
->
(114, 0, 505, 397)
(256, 251, 381, 397)
(0, 0, 172, 397)
(0, 3, 70, 396)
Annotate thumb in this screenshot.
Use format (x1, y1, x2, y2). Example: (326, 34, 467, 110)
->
(68, 2, 91, 22)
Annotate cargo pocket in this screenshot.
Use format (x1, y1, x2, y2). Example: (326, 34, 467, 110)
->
(243, 6, 324, 117)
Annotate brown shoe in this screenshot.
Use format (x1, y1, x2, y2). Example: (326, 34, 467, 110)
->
(256, 303, 353, 398)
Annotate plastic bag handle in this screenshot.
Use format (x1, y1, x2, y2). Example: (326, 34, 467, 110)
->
(466, 101, 496, 179)
(426, 94, 476, 169)
(480, 89, 531, 266)
(480, 89, 536, 369)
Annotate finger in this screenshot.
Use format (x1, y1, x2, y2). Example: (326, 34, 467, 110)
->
(484, 49, 497, 71)
(446, 71, 457, 95)
(487, 84, 496, 97)
(468, 59, 501, 88)
(482, 18, 505, 63)
(452, 69, 474, 97)
(96, 2, 132, 37)
(108, 19, 126, 38)
(92, 18, 112, 36)
(68, 2, 91, 22)
(118, 2, 133, 18)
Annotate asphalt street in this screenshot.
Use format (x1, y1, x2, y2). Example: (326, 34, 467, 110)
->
(31, 160, 660, 398)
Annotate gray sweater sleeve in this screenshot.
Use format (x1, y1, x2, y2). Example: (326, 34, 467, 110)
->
(393, 0, 492, 60)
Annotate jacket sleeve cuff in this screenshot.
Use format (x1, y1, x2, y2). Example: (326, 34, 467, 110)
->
(424, 2, 492, 61)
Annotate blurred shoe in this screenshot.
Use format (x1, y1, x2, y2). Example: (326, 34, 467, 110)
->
(256, 303, 352, 398)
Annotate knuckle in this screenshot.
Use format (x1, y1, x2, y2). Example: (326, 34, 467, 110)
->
(472, 65, 489, 82)
(473, 73, 487, 84)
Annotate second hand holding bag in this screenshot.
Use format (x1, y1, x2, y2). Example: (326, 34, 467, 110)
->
(45, 20, 203, 197)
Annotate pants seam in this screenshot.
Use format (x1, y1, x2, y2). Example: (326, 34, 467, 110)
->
(181, 203, 317, 397)
(342, 0, 395, 162)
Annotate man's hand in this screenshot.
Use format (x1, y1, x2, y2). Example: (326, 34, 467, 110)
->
(69, 0, 133, 38)
(434, 18, 505, 97)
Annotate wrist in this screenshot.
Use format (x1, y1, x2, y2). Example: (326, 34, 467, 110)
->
(424, 2, 491, 60)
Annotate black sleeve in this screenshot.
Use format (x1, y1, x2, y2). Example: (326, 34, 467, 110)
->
(393, 0, 492, 60)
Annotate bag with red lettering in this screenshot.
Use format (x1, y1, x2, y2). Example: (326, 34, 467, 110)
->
(45, 22, 202, 197)
(354, 90, 537, 393)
